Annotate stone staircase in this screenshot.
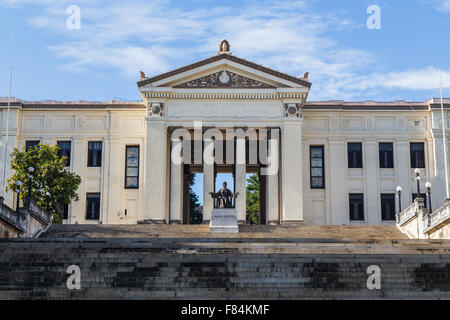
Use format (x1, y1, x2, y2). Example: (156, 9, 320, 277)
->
(41, 224, 407, 240)
(1, 236, 450, 299)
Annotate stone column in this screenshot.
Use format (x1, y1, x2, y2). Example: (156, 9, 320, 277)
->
(266, 129, 279, 224)
(105, 138, 120, 224)
(396, 138, 411, 212)
(169, 136, 183, 223)
(0, 135, 18, 208)
(281, 121, 303, 222)
(329, 138, 347, 224)
(364, 138, 379, 225)
(203, 137, 214, 223)
(431, 109, 450, 209)
(71, 137, 86, 223)
(431, 134, 448, 209)
(145, 120, 167, 223)
(235, 135, 246, 224)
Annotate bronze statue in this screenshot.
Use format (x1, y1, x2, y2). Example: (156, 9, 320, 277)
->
(209, 182, 239, 208)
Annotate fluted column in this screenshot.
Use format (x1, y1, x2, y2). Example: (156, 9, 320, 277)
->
(235, 135, 246, 223)
(266, 129, 279, 224)
(203, 137, 214, 223)
(169, 136, 183, 223)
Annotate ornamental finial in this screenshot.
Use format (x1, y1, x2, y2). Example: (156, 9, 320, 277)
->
(218, 39, 231, 55)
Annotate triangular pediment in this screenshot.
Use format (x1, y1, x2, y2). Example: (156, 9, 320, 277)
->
(137, 53, 311, 90)
(173, 70, 276, 89)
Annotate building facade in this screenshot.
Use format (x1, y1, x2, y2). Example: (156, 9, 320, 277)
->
(1, 42, 450, 226)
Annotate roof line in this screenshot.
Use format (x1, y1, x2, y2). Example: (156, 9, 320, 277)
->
(137, 53, 311, 88)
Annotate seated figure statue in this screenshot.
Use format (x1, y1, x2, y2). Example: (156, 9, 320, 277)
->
(209, 182, 239, 208)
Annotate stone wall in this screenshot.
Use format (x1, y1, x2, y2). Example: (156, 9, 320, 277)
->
(1, 238, 449, 300)
(429, 223, 450, 239)
(0, 197, 51, 238)
(397, 197, 450, 239)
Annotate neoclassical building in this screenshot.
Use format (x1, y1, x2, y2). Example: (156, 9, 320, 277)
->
(1, 41, 449, 226)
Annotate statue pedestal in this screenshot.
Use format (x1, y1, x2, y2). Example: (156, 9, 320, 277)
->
(210, 208, 239, 233)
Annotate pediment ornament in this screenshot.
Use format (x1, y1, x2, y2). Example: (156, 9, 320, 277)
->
(173, 70, 276, 88)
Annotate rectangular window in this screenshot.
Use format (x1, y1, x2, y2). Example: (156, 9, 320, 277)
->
(87, 141, 102, 167)
(348, 143, 363, 168)
(381, 194, 396, 221)
(85, 193, 100, 220)
(26, 140, 40, 151)
(349, 193, 364, 221)
(410, 142, 425, 168)
(63, 204, 69, 220)
(310, 146, 324, 189)
(412, 193, 427, 208)
(57, 141, 71, 166)
(125, 145, 140, 188)
(379, 143, 394, 168)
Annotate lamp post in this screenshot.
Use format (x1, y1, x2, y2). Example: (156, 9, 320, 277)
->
(396, 186, 402, 213)
(15, 180, 22, 211)
(415, 168, 421, 198)
(425, 182, 432, 214)
(28, 166, 34, 196)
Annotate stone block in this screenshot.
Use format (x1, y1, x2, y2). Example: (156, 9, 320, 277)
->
(209, 208, 238, 233)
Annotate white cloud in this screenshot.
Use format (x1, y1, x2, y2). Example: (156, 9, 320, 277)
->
(430, 0, 450, 12)
(3, 0, 450, 100)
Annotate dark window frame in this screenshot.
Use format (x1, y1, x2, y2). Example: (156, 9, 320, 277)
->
(62, 203, 69, 220)
(410, 142, 425, 168)
(25, 140, 40, 151)
(125, 145, 140, 189)
(348, 142, 363, 168)
(379, 142, 394, 169)
(87, 141, 102, 167)
(349, 193, 364, 221)
(381, 193, 396, 221)
(85, 193, 100, 220)
(57, 141, 72, 167)
(310, 145, 325, 189)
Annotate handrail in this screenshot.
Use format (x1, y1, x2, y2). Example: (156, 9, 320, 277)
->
(425, 199, 450, 232)
(397, 198, 425, 225)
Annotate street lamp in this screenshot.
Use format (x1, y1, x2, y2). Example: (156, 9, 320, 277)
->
(396, 186, 402, 213)
(415, 168, 421, 198)
(425, 182, 432, 214)
(15, 180, 22, 211)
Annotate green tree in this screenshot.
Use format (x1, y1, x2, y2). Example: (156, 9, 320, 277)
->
(246, 174, 260, 224)
(6, 143, 81, 223)
(189, 173, 202, 224)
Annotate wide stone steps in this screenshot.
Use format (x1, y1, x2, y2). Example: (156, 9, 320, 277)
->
(1, 238, 449, 299)
(41, 224, 408, 240)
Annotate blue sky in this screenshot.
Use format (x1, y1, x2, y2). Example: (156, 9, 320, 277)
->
(1, 0, 450, 103)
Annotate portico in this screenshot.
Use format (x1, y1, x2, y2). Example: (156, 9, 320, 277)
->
(139, 41, 310, 225)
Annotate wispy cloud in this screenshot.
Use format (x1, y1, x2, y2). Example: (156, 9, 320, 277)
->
(2, 0, 450, 100)
(430, 0, 450, 12)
